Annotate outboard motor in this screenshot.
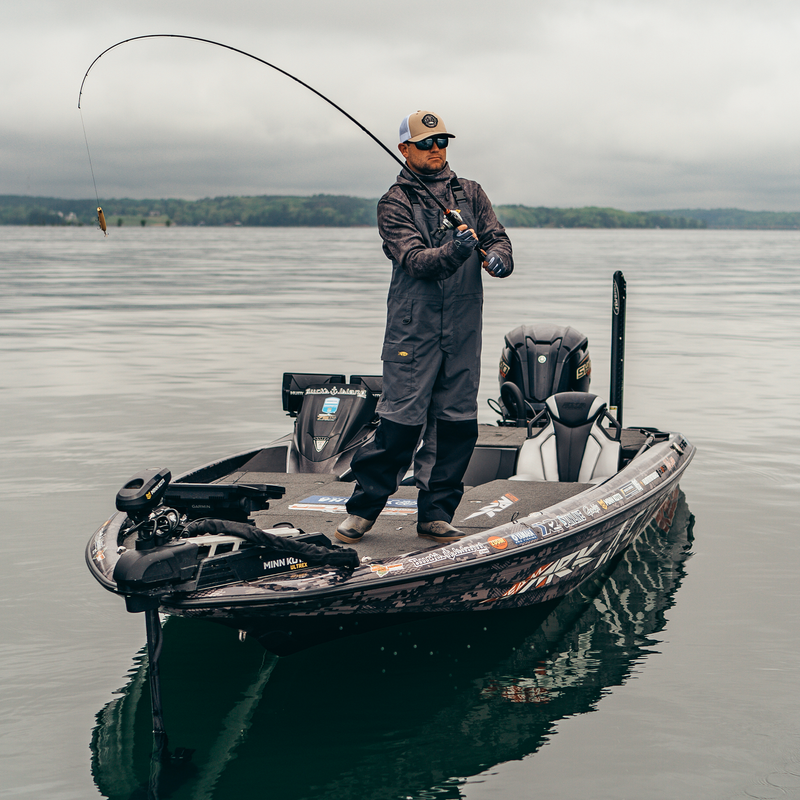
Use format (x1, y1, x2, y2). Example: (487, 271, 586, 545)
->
(283, 374, 382, 473)
(496, 324, 591, 425)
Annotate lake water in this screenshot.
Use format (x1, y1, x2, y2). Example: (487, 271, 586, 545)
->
(1, 225, 798, 800)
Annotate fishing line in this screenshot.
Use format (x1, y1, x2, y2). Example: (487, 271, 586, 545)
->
(79, 109, 107, 235)
(77, 33, 466, 230)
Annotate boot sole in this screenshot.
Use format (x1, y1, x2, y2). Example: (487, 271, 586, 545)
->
(335, 530, 364, 544)
(417, 532, 466, 544)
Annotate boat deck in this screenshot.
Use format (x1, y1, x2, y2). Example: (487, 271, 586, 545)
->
(225, 469, 591, 563)
(211, 423, 651, 562)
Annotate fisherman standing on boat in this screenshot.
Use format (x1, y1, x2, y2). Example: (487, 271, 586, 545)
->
(337, 110, 513, 545)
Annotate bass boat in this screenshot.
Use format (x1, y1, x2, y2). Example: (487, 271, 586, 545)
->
(86, 273, 695, 658)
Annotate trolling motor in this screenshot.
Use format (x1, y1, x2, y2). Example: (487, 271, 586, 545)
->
(113, 468, 288, 606)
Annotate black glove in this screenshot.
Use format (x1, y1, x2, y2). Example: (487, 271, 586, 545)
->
(453, 227, 479, 259)
(484, 252, 512, 278)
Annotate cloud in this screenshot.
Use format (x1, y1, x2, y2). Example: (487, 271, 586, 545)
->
(4, 0, 800, 209)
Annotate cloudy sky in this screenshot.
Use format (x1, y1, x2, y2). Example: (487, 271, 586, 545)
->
(4, 0, 800, 210)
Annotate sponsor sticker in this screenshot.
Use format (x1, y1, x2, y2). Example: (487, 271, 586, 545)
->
(602, 492, 623, 507)
(288, 496, 418, 515)
(510, 527, 541, 544)
(488, 536, 508, 550)
(642, 470, 659, 486)
(321, 397, 340, 415)
(556, 509, 587, 528)
(619, 479, 642, 497)
(370, 563, 404, 577)
(540, 519, 564, 537)
(405, 541, 489, 568)
(463, 493, 519, 520)
(582, 502, 602, 516)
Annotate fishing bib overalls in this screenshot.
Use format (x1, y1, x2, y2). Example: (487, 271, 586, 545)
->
(346, 177, 482, 524)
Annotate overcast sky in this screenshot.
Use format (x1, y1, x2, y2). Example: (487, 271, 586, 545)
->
(3, 0, 800, 210)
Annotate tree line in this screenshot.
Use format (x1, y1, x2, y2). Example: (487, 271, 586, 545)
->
(3, 194, 797, 229)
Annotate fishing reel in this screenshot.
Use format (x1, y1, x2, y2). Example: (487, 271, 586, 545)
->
(436, 208, 465, 233)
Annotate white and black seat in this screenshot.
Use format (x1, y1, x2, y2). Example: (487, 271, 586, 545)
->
(512, 392, 621, 483)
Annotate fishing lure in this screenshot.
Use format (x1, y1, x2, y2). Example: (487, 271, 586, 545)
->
(97, 206, 107, 236)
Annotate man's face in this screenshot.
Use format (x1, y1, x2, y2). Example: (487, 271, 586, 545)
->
(398, 138, 448, 174)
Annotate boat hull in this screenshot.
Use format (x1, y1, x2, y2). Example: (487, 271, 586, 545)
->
(138, 436, 693, 654)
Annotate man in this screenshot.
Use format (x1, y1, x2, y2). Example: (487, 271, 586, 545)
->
(336, 110, 513, 545)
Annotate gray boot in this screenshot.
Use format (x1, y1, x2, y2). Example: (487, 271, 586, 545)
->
(335, 515, 375, 544)
(417, 520, 466, 543)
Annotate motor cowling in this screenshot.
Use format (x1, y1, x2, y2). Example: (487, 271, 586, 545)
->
(289, 380, 380, 473)
(498, 324, 591, 421)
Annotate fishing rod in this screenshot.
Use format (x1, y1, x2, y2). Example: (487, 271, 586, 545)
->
(78, 34, 470, 233)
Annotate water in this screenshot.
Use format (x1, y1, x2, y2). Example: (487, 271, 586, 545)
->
(1, 226, 799, 799)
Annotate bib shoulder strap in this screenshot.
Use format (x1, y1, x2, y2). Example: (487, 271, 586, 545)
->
(449, 176, 468, 209)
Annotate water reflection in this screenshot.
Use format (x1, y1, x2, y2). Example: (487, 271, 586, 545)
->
(91, 491, 694, 800)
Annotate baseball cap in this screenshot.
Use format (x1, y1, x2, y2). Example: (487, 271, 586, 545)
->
(398, 110, 455, 143)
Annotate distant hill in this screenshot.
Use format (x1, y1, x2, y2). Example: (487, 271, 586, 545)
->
(492, 205, 705, 229)
(1, 195, 795, 229)
(0, 195, 377, 228)
(653, 208, 800, 229)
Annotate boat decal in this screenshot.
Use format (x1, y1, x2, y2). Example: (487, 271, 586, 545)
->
(317, 396, 340, 421)
(304, 386, 367, 398)
(554, 509, 587, 528)
(288, 496, 417, 515)
(492, 540, 603, 599)
(462, 492, 519, 520)
(488, 536, 508, 550)
(619, 478, 643, 497)
(597, 492, 623, 510)
(369, 563, 404, 577)
(642, 470, 660, 486)
(263, 556, 309, 573)
(539, 519, 565, 537)
(594, 509, 648, 569)
(404, 541, 490, 569)
(509, 527, 540, 544)
(313, 436, 330, 451)
(582, 502, 602, 517)
(321, 397, 339, 414)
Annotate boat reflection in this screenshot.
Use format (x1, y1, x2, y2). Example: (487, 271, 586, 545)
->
(91, 489, 694, 800)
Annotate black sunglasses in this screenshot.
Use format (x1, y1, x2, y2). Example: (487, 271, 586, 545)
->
(411, 136, 450, 150)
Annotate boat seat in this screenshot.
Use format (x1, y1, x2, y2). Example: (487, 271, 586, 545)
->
(511, 392, 621, 483)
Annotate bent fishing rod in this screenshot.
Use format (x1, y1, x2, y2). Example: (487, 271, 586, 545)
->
(78, 34, 470, 233)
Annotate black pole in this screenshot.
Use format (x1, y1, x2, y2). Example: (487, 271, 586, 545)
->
(144, 607, 169, 794)
(610, 271, 626, 427)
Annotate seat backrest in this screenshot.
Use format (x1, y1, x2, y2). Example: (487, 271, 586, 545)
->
(513, 392, 621, 482)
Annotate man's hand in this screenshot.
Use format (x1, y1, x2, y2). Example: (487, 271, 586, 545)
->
(453, 225, 479, 259)
(483, 252, 512, 278)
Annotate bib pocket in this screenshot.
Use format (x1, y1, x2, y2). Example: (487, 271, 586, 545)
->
(381, 341, 415, 401)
